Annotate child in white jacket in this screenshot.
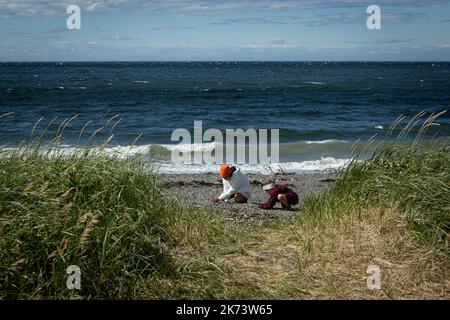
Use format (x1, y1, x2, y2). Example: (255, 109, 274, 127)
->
(212, 164, 251, 203)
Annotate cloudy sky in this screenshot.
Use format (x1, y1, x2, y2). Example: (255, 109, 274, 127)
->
(1, 0, 450, 61)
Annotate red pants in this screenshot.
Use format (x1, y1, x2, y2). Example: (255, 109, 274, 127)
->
(284, 191, 299, 205)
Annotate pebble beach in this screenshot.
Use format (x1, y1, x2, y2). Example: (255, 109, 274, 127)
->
(161, 171, 338, 224)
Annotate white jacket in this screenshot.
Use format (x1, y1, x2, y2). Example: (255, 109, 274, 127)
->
(218, 167, 251, 201)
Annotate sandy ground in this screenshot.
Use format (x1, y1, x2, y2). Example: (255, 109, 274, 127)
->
(161, 171, 338, 224)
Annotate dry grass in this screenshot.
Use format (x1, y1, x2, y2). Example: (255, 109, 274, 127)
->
(143, 205, 449, 300)
(197, 207, 448, 299)
(276, 207, 448, 299)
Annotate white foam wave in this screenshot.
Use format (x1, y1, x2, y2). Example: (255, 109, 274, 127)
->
(154, 157, 352, 174)
(15, 145, 153, 159)
(1, 144, 351, 174)
(305, 139, 348, 144)
(302, 81, 325, 85)
(0, 143, 218, 159)
(2, 140, 350, 159)
(68, 142, 216, 157)
(162, 142, 216, 152)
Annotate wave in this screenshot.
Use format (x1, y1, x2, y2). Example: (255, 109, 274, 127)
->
(302, 81, 325, 85)
(1, 142, 351, 174)
(0, 143, 216, 159)
(162, 142, 216, 152)
(162, 140, 349, 152)
(305, 139, 348, 144)
(1, 139, 352, 158)
(154, 157, 351, 174)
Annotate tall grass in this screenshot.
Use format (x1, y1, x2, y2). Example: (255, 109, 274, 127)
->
(302, 111, 449, 249)
(0, 115, 259, 299)
(0, 147, 177, 299)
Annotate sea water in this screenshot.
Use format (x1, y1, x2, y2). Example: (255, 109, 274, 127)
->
(1, 61, 449, 174)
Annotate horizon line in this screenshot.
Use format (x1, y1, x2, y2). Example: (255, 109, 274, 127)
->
(2, 60, 450, 63)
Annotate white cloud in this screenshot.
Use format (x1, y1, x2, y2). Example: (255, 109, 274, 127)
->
(209, 10, 427, 27)
(86, 3, 100, 12)
(0, 0, 448, 17)
(2, 37, 450, 61)
(150, 25, 197, 31)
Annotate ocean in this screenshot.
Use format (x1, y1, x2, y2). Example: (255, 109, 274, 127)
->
(1, 61, 449, 174)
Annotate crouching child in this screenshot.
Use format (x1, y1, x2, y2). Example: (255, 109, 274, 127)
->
(258, 179, 299, 210)
(212, 164, 251, 203)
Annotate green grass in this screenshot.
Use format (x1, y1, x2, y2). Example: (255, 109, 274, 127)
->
(0, 149, 174, 299)
(0, 146, 259, 299)
(0, 111, 449, 299)
(302, 130, 450, 250)
(302, 145, 450, 248)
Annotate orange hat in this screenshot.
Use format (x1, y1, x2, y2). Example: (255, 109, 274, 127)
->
(220, 164, 233, 178)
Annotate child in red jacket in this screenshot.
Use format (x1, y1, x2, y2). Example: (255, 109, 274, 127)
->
(259, 179, 299, 210)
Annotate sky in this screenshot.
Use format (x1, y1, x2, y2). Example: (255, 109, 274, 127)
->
(1, 0, 450, 61)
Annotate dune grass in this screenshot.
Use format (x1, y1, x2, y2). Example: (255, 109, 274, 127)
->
(0, 111, 449, 299)
(302, 112, 450, 250)
(0, 149, 175, 299)
(301, 144, 450, 250)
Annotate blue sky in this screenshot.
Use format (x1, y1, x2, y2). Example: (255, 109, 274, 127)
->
(1, 0, 450, 61)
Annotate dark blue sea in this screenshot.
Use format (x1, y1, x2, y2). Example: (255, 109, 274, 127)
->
(1, 62, 449, 173)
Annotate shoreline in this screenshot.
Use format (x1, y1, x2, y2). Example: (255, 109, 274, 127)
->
(161, 171, 338, 224)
